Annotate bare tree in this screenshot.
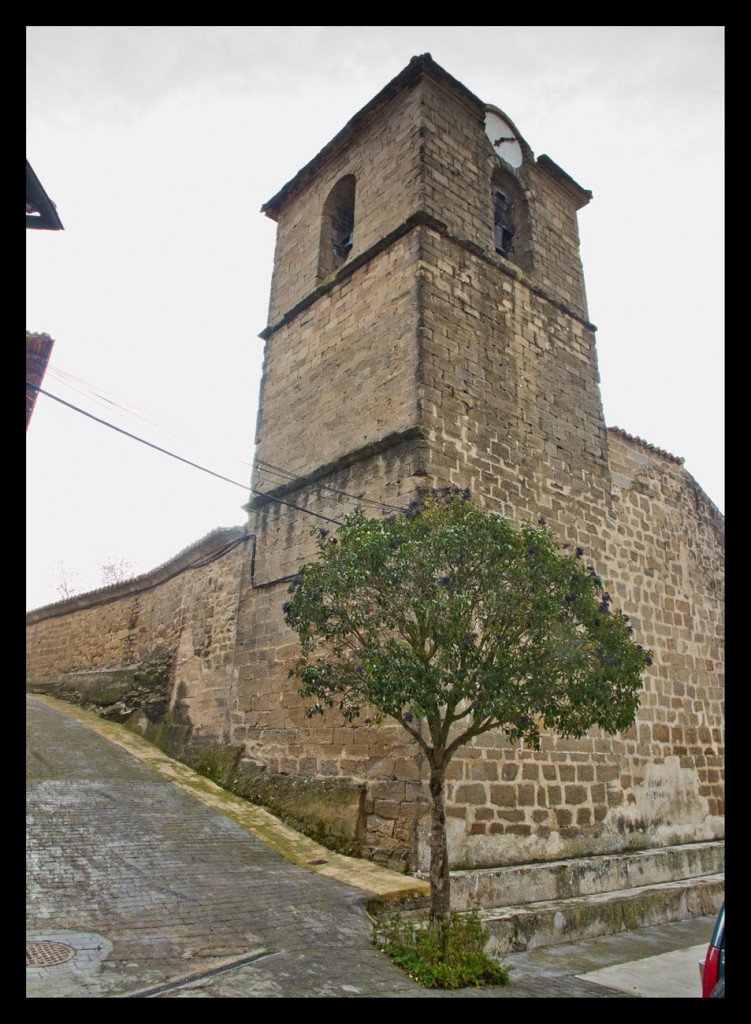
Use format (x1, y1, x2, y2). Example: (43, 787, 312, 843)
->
(54, 562, 82, 601)
(101, 556, 136, 587)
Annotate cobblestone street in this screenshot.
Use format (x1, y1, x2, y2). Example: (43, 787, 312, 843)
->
(26, 695, 712, 998)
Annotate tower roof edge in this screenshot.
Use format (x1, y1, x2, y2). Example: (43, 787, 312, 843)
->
(261, 53, 484, 221)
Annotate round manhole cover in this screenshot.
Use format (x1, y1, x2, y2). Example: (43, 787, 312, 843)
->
(26, 940, 76, 967)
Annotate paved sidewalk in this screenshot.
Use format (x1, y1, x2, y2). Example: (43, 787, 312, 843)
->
(26, 695, 713, 998)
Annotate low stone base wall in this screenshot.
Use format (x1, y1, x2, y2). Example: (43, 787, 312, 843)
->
(27, 662, 171, 722)
(127, 713, 367, 857)
(229, 770, 366, 857)
(125, 713, 244, 789)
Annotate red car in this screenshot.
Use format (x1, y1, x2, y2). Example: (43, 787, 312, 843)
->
(700, 903, 725, 998)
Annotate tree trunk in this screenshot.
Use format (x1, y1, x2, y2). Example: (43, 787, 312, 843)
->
(428, 765, 451, 931)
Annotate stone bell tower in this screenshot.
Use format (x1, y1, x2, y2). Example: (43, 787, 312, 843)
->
(234, 52, 614, 865)
(231, 54, 724, 875)
(249, 53, 609, 547)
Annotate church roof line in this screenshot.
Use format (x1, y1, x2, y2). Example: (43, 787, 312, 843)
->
(607, 426, 684, 465)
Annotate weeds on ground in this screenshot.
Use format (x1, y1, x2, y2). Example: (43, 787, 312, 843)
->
(373, 910, 512, 990)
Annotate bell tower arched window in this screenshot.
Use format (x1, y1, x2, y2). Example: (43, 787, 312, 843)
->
(493, 185, 515, 257)
(491, 170, 532, 274)
(318, 175, 356, 281)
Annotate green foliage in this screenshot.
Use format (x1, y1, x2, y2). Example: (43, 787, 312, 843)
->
(284, 489, 652, 755)
(374, 910, 512, 989)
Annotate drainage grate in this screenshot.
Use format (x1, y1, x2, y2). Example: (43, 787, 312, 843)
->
(26, 941, 76, 968)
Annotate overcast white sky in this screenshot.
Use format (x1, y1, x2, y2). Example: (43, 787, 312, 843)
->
(26, 26, 724, 611)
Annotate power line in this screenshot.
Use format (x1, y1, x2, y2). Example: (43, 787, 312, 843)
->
(27, 383, 344, 526)
(254, 458, 403, 514)
(43, 362, 173, 436)
(30, 365, 406, 519)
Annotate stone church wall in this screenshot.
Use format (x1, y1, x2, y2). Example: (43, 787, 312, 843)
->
(26, 528, 249, 750)
(228, 432, 724, 873)
(25, 435, 724, 875)
(429, 432, 724, 871)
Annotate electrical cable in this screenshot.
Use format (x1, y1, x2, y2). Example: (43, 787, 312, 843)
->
(254, 458, 404, 513)
(30, 364, 404, 519)
(27, 382, 344, 526)
(41, 361, 177, 437)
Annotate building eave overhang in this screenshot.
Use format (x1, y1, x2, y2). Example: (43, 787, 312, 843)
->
(536, 154, 592, 210)
(26, 159, 64, 231)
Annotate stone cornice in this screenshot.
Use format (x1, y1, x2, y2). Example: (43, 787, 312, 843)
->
(607, 426, 684, 465)
(259, 210, 597, 343)
(244, 425, 426, 512)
